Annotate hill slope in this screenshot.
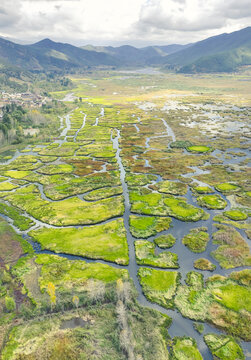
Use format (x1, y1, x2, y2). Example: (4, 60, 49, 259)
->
(0, 38, 118, 72)
(163, 27, 251, 72)
(81, 44, 191, 65)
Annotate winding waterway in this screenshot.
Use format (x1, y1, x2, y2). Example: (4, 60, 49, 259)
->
(0, 105, 250, 358)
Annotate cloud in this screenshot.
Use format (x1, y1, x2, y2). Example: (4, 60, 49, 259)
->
(134, 0, 226, 34)
(218, 0, 251, 19)
(0, 0, 250, 46)
(0, 0, 22, 28)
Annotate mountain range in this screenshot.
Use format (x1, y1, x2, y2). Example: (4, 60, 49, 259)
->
(0, 27, 251, 73)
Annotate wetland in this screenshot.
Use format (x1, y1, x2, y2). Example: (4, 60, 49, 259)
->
(0, 70, 250, 360)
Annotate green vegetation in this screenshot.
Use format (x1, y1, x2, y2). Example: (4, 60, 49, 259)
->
(154, 234, 176, 248)
(4, 296, 16, 312)
(1, 66, 251, 359)
(185, 271, 204, 289)
(37, 254, 129, 289)
(223, 210, 248, 221)
(170, 140, 192, 149)
(2, 249, 170, 360)
(130, 189, 207, 221)
(197, 194, 227, 209)
(84, 186, 123, 201)
(213, 214, 251, 230)
(204, 334, 244, 360)
(187, 145, 211, 153)
(0, 218, 33, 265)
(229, 269, 251, 286)
(171, 337, 203, 360)
(182, 227, 209, 253)
(211, 225, 251, 268)
(0, 182, 18, 191)
(193, 322, 204, 334)
(25, 170, 121, 200)
(175, 271, 251, 341)
(211, 282, 251, 312)
(0, 202, 34, 230)
(5, 185, 124, 225)
(135, 240, 179, 268)
(215, 183, 240, 193)
(129, 215, 171, 238)
(30, 219, 129, 265)
(193, 186, 213, 194)
(164, 197, 208, 221)
(3, 170, 31, 179)
(37, 163, 74, 175)
(126, 173, 157, 187)
(1, 302, 170, 360)
(194, 258, 216, 271)
(150, 180, 187, 195)
(138, 267, 180, 309)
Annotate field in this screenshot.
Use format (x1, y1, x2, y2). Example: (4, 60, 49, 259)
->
(0, 69, 250, 359)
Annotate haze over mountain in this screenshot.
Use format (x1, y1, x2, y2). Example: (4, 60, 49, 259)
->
(0, 27, 250, 73)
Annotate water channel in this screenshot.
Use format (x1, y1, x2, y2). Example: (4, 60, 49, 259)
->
(0, 106, 250, 358)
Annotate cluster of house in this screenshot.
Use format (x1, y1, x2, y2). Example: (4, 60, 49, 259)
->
(0, 91, 50, 120)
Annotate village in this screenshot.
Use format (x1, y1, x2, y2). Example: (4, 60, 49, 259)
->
(0, 91, 50, 120)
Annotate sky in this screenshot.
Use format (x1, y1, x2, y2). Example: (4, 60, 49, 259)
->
(0, 0, 251, 47)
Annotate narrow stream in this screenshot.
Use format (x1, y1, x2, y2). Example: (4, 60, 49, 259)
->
(112, 128, 215, 359)
(1, 105, 250, 358)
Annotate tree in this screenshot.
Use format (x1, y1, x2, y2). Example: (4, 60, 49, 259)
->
(47, 282, 56, 311)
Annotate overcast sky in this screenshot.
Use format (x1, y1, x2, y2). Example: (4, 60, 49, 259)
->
(0, 0, 251, 47)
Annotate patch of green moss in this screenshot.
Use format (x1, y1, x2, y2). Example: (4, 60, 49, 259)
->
(171, 336, 203, 360)
(0, 202, 34, 231)
(6, 185, 124, 226)
(194, 258, 216, 271)
(150, 180, 187, 196)
(187, 145, 212, 153)
(197, 194, 227, 209)
(213, 214, 251, 230)
(193, 322, 204, 334)
(36, 254, 129, 290)
(135, 240, 179, 268)
(84, 186, 123, 201)
(175, 271, 251, 340)
(154, 234, 176, 248)
(215, 183, 240, 193)
(211, 283, 251, 312)
(182, 227, 209, 253)
(37, 163, 74, 175)
(193, 186, 213, 194)
(126, 173, 157, 187)
(204, 334, 244, 360)
(229, 269, 251, 286)
(138, 267, 180, 309)
(30, 219, 129, 265)
(185, 271, 204, 289)
(25, 170, 121, 200)
(211, 224, 251, 269)
(223, 210, 248, 221)
(129, 215, 171, 238)
(164, 197, 208, 221)
(130, 189, 207, 222)
(0, 182, 19, 191)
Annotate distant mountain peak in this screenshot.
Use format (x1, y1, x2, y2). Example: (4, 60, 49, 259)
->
(33, 38, 56, 47)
